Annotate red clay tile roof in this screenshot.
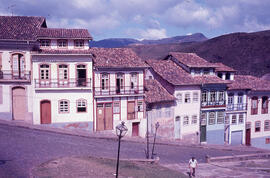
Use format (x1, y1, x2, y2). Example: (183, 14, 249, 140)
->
(0, 16, 46, 41)
(32, 49, 92, 55)
(145, 79, 175, 104)
(169, 52, 218, 68)
(228, 75, 270, 91)
(38, 28, 92, 40)
(146, 59, 228, 86)
(214, 62, 236, 72)
(90, 48, 148, 68)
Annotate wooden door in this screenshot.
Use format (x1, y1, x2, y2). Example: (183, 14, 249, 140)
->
(105, 103, 113, 130)
(132, 122, 139, 136)
(40, 100, 51, 124)
(12, 87, 26, 120)
(97, 103, 105, 131)
(246, 128, 251, 146)
(127, 101, 135, 120)
(200, 125, 206, 142)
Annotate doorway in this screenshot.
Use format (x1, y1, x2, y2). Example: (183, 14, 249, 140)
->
(40, 100, 51, 124)
(12, 87, 26, 120)
(96, 103, 113, 131)
(132, 122, 139, 136)
(127, 101, 135, 120)
(246, 128, 251, 146)
(200, 125, 206, 142)
(77, 65, 86, 86)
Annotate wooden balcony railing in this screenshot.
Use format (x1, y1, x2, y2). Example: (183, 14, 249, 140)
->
(0, 70, 31, 81)
(35, 78, 91, 88)
(94, 86, 144, 96)
(227, 103, 247, 111)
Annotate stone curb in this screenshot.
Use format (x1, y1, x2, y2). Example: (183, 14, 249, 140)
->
(206, 152, 270, 163)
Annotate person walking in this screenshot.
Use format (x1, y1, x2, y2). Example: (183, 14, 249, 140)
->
(188, 157, 198, 177)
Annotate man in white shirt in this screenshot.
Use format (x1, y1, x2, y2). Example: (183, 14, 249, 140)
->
(188, 157, 198, 177)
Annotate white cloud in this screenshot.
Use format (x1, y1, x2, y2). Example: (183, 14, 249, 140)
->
(140, 28, 167, 40)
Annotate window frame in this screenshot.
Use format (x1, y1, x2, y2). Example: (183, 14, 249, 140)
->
(57, 39, 68, 48)
(58, 64, 69, 81)
(59, 99, 70, 113)
(101, 73, 109, 90)
(40, 39, 51, 47)
(251, 96, 258, 115)
(255, 121, 261, 132)
(231, 115, 237, 125)
(74, 40, 84, 48)
(262, 96, 269, 114)
(264, 120, 270, 131)
(217, 111, 224, 124)
(183, 116, 189, 126)
(239, 114, 244, 124)
(113, 101, 120, 114)
(193, 92, 199, 103)
(76, 99, 87, 113)
(191, 115, 197, 124)
(39, 64, 50, 80)
(184, 93, 191, 103)
(208, 112, 216, 125)
(176, 93, 182, 104)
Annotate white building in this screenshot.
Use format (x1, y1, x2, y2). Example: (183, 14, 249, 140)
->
(0, 16, 47, 123)
(91, 48, 148, 137)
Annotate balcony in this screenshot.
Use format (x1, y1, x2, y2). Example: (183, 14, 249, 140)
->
(35, 78, 91, 89)
(94, 86, 144, 96)
(201, 100, 226, 108)
(227, 103, 247, 111)
(0, 70, 31, 82)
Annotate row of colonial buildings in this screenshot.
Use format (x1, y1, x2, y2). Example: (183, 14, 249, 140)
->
(0, 16, 269, 149)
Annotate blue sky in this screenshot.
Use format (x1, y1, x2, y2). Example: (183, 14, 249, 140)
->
(1, 0, 270, 40)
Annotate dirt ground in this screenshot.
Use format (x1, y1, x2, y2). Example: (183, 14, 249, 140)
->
(31, 156, 188, 178)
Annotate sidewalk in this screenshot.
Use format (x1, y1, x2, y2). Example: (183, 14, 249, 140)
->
(0, 119, 268, 154)
(164, 159, 270, 178)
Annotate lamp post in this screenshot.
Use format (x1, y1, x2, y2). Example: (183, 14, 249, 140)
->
(115, 121, 128, 178)
(151, 122, 160, 159)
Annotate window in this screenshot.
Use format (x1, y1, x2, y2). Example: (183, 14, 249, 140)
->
(183, 116, 189, 125)
(203, 69, 209, 75)
(200, 113, 207, 125)
(217, 111, 224, 124)
(77, 99, 86, 112)
(202, 91, 207, 102)
(265, 120, 270, 131)
(116, 73, 124, 90)
(232, 115, 237, 124)
(40, 64, 50, 80)
(40, 39, 50, 47)
(101, 73, 109, 90)
(137, 101, 143, 112)
(59, 100, 69, 113)
(185, 93, 191, 103)
(130, 73, 138, 89)
(266, 138, 270, 144)
(246, 122, 251, 129)
(228, 93, 234, 105)
(176, 93, 182, 103)
(113, 102, 120, 114)
(74, 40, 84, 47)
(192, 115, 197, 124)
(58, 39, 67, 48)
(209, 112, 215, 125)
(210, 91, 216, 102)
(225, 115, 230, 124)
(217, 72, 222, 79)
(251, 97, 258, 115)
(255, 121, 261, 132)
(237, 93, 243, 104)
(225, 72, 230, 80)
(194, 69, 201, 75)
(12, 53, 25, 77)
(262, 96, 268, 114)
(58, 64, 68, 80)
(239, 114, 244, 124)
(218, 91, 224, 101)
(193, 92, 198, 103)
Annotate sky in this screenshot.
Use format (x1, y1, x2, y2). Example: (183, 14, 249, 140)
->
(0, 0, 270, 40)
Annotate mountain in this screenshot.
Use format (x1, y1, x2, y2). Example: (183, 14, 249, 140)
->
(90, 33, 207, 48)
(130, 30, 270, 77)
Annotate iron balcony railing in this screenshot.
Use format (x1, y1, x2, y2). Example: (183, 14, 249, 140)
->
(35, 78, 91, 88)
(201, 100, 226, 107)
(94, 86, 144, 96)
(0, 70, 31, 81)
(227, 103, 247, 111)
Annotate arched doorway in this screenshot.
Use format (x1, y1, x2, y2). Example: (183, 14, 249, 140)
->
(40, 100, 51, 124)
(12, 87, 27, 120)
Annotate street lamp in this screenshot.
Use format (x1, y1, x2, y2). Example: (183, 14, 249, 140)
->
(115, 121, 128, 178)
